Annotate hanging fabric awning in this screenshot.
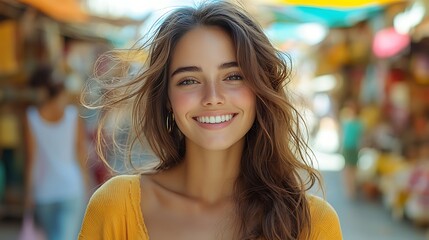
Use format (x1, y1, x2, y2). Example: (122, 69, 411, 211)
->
(19, 0, 87, 23)
(373, 27, 410, 58)
(268, 5, 383, 27)
(257, 0, 409, 28)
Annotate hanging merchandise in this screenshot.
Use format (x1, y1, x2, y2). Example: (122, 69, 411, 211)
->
(410, 38, 429, 85)
(360, 63, 386, 105)
(41, 19, 63, 65)
(411, 53, 429, 85)
(0, 20, 19, 76)
(389, 81, 410, 133)
(372, 27, 410, 58)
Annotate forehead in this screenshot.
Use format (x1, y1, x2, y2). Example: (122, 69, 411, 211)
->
(169, 26, 236, 69)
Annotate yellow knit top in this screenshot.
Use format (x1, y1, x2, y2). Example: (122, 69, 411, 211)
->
(79, 175, 342, 240)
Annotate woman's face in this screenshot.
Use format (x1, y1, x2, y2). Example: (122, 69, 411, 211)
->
(168, 26, 256, 151)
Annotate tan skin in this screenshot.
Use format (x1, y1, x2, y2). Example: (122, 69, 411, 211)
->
(140, 26, 256, 239)
(24, 90, 89, 209)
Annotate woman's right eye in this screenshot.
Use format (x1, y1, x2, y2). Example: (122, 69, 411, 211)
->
(178, 79, 198, 86)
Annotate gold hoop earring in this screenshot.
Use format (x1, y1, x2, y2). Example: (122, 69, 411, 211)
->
(166, 111, 175, 132)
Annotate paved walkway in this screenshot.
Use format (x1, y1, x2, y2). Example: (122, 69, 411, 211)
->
(321, 170, 428, 240)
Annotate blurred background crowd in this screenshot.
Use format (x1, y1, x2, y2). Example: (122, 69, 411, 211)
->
(1, 0, 429, 239)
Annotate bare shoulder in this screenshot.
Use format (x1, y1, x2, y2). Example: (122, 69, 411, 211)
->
(139, 173, 164, 205)
(139, 174, 155, 197)
(139, 171, 189, 218)
(139, 169, 183, 198)
(139, 173, 166, 234)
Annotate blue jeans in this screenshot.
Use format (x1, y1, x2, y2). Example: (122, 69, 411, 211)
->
(35, 196, 84, 240)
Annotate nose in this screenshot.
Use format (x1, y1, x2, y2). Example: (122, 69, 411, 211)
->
(202, 82, 225, 106)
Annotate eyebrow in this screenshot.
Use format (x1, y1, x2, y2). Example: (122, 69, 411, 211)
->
(170, 61, 238, 77)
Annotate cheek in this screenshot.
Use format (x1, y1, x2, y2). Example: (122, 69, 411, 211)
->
(234, 88, 256, 114)
(168, 91, 197, 114)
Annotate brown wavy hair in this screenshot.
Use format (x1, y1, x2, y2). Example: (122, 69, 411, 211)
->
(82, 1, 321, 239)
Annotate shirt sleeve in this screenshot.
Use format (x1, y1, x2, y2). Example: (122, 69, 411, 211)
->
(78, 175, 145, 240)
(308, 195, 343, 240)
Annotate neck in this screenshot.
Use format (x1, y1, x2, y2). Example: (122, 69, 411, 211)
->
(39, 92, 66, 109)
(37, 94, 68, 122)
(176, 140, 243, 204)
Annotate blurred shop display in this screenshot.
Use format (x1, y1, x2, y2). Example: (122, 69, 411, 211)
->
(0, 20, 19, 76)
(259, 0, 429, 231)
(0, 0, 149, 220)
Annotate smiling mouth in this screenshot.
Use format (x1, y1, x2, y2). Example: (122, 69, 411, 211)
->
(195, 114, 235, 124)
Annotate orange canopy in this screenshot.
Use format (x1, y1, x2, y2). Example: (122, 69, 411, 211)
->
(20, 0, 87, 23)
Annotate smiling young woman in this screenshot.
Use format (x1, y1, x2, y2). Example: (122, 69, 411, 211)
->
(168, 26, 256, 152)
(78, 1, 342, 239)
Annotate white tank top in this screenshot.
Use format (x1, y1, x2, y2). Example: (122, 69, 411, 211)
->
(27, 105, 84, 204)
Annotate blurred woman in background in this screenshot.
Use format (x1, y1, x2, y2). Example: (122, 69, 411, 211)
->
(24, 65, 89, 240)
(339, 99, 364, 199)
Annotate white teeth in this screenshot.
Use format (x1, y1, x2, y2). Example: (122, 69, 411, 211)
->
(197, 114, 234, 124)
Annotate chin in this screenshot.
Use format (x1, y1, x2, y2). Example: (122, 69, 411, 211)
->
(203, 145, 234, 151)
(199, 138, 244, 151)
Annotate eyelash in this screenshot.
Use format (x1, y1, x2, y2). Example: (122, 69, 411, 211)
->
(225, 73, 243, 81)
(177, 79, 198, 86)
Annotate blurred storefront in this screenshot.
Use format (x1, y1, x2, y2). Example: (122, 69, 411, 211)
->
(0, 0, 147, 219)
(261, 0, 429, 230)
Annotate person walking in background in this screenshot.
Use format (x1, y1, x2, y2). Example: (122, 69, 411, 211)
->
(339, 99, 364, 200)
(24, 65, 89, 240)
(79, 1, 342, 239)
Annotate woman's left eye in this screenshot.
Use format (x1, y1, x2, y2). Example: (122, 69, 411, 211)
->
(225, 74, 243, 81)
(178, 79, 198, 86)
